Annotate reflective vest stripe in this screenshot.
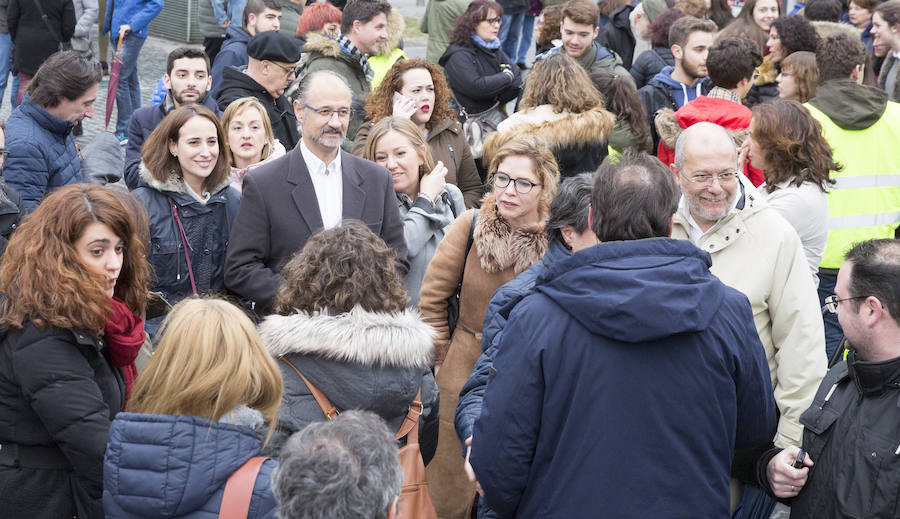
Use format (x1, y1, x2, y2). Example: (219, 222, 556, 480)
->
(831, 174, 900, 190)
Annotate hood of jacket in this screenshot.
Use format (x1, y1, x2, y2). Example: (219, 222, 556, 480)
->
(103, 413, 264, 517)
(474, 194, 549, 274)
(303, 32, 356, 62)
(656, 96, 752, 149)
(811, 20, 861, 41)
(484, 105, 616, 167)
(808, 78, 888, 130)
(223, 24, 250, 44)
(138, 162, 232, 195)
(258, 306, 436, 369)
(649, 66, 708, 104)
(535, 238, 723, 342)
(755, 55, 779, 87)
(375, 8, 405, 56)
(218, 65, 275, 101)
(439, 43, 479, 66)
(609, 3, 635, 29)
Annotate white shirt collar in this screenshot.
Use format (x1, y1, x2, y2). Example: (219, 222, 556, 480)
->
(299, 138, 342, 176)
(183, 181, 211, 204)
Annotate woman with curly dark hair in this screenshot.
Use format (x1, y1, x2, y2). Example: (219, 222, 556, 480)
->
(745, 99, 840, 281)
(255, 221, 439, 462)
(630, 8, 686, 89)
(0, 183, 149, 519)
(439, 0, 522, 126)
(745, 15, 819, 106)
(590, 70, 653, 153)
(353, 58, 483, 207)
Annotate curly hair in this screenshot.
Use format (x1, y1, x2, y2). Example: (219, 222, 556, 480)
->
(536, 4, 564, 48)
(0, 184, 149, 333)
(816, 32, 865, 81)
(589, 70, 652, 153)
(649, 8, 686, 48)
(751, 99, 840, 193)
(275, 221, 408, 315)
(719, 0, 781, 55)
(771, 15, 819, 58)
(363, 59, 456, 128)
(449, 0, 503, 47)
(520, 53, 603, 113)
(707, 36, 763, 88)
(780, 51, 819, 102)
(675, 0, 709, 20)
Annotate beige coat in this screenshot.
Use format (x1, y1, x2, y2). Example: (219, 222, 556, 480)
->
(418, 194, 547, 518)
(671, 178, 827, 448)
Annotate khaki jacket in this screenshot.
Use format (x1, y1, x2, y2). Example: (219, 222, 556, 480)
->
(671, 179, 827, 448)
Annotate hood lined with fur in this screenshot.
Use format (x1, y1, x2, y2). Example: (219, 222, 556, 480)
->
(376, 9, 406, 56)
(474, 194, 548, 274)
(258, 307, 435, 369)
(138, 162, 232, 195)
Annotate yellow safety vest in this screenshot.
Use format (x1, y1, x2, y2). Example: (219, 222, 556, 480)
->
(805, 101, 900, 269)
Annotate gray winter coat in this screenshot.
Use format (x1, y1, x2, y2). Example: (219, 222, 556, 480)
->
(399, 184, 466, 307)
(257, 308, 440, 463)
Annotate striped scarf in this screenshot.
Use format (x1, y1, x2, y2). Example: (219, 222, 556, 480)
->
(331, 34, 374, 83)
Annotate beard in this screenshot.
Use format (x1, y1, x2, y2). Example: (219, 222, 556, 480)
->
(172, 87, 206, 105)
(305, 125, 345, 149)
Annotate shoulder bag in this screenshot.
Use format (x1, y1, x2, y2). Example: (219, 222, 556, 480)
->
(450, 92, 507, 160)
(31, 0, 71, 52)
(219, 456, 269, 519)
(278, 356, 438, 519)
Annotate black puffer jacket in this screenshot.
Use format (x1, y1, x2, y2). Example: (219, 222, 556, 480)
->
(596, 4, 636, 69)
(630, 47, 675, 90)
(8, 0, 74, 75)
(215, 66, 300, 150)
(257, 307, 440, 463)
(757, 353, 900, 518)
(0, 322, 124, 519)
(439, 43, 522, 116)
(0, 183, 23, 257)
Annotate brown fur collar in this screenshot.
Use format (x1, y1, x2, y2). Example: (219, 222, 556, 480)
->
(655, 108, 751, 150)
(474, 194, 548, 274)
(304, 32, 345, 59)
(375, 9, 406, 56)
(482, 106, 616, 168)
(756, 55, 778, 86)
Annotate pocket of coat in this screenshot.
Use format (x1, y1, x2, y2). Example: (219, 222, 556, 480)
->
(148, 240, 179, 287)
(835, 427, 900, 519)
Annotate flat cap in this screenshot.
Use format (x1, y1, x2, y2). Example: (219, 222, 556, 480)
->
(247, 31, 302, 63)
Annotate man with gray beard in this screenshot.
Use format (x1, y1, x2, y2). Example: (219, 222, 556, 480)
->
(224, 70, 408, 313)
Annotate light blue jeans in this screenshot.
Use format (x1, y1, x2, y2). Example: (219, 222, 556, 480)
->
(0, 33, 11, 110)
(112, 33, 146, 135)
(499, 12, 525, 62)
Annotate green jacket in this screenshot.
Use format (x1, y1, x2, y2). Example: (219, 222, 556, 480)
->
(277, 0, 301, 39)
(421, 0, 468, 64)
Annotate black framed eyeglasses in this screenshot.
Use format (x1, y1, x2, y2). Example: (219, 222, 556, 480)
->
(823, 294, 870, 314)
(267, 60, 296, 76)
(485, 17, 502, 25)
(492, 172, 542, 194)
(304, 104, 353, 119)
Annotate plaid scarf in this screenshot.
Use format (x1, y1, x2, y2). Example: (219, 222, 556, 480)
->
(331, 34, 373, 83)
(706, 86, 742, 104)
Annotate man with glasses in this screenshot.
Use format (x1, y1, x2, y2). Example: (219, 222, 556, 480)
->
(669, 123, 826, 498)
(216, 30, 301, 149)
(225, 70, 408, 313)
(757, 238, 900, 519)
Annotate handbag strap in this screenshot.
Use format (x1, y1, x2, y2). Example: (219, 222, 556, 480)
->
(394, 388, 423, 444)
(167, 196, 199, 298)
(219, 456, 267, 519)
(278, 356, 339, 420)
(31, 0, 64, 46)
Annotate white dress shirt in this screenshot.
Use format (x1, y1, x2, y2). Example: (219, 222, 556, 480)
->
(299, 139, 343, 230)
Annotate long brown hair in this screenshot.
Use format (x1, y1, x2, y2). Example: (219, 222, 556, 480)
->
(363, 59, 456, 128)
(719, 0, 781, 53)
(751, 99, 840, 192)
(520, 53, 603, 113)
(590, 70, 652, 153)
(141, 104, 231, 192)
(0, 184, 149, 333)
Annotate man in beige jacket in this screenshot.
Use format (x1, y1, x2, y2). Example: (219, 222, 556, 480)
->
(668, 122, 827, 450)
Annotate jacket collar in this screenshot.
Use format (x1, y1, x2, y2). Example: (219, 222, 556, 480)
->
(138, 163, 232, 196)
(20, 100, 75, 136)
(258, 306, 435, 369)
(848, 349, 900, 395)
(673, 176, 761, 252)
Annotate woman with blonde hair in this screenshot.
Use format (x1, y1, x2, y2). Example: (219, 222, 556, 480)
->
(222, 97, 286, 191)
(354, 58, 484, 207)
(363, 116, 466, 305)
(103, 298, 283, 519)
(256, 221, 439, 460)
(419, 134, 559, 518)
(0, 184, 149, 519)
(487, 52, 615, 178)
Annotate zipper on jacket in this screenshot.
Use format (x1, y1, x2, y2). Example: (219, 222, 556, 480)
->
(448, 144, 458, 176)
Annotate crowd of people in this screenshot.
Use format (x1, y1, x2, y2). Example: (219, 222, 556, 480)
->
(0, 0, 899, 517)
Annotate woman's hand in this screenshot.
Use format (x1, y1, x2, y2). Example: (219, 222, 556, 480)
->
(464, 436, 485, 497)
(419, 161, 447, 204)
(392, 92, 418, 120)
(737, 138, 751, 172)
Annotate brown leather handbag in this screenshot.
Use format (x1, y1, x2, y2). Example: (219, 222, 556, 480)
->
(218, 456, 268, 519)
(278, 356, 438, 519)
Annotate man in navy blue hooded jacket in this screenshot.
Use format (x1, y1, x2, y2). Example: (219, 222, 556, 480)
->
(470, 151, 777, 518)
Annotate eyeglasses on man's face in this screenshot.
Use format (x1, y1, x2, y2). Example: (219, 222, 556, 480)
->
(823, 294, 869, 314)
(267, 60, 296, 77)
(492, 172, 542, 194)
(303, 104, 353, 119)
(683, 170, 739, 187)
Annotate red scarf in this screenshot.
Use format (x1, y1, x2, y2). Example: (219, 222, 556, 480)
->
(104, 297, 145, 406)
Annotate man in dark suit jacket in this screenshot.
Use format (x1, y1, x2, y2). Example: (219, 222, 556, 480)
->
(225, 70, 408, 312)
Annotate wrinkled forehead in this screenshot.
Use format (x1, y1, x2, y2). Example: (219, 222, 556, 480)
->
(306, 77, 352, 106)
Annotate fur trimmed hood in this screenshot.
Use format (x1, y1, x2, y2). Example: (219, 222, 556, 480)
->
(484, 106, 616, 167)
(811, 20, 861, 41)
(375, 9, 406, 56)
(138, 162, 232, 195)
(303, 32, 348, 60)
(756, 55, 779, 87)
(258, 307, 435, 369)
(474, 193, 549, 274)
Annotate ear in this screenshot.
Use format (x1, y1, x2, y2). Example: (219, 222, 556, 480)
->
(592, 25, 600, 39)
(292, 98, 304, 122)
(851, 63, 862, 82)
(247, 12, 256, 27)
(168, 138, 179, 158)
(560, 225, 578, 250)
(204, 72, 212, 91)
(671, 44, 683, 61)
(352, 19, 361, 35)
(668, 163, 682, 187)
(864, 296, 885, 327)
(163, 73, 172, 91)
(737, 76, 750, 90)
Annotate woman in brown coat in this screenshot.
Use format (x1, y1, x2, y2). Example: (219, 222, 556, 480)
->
(418, 134, 560, 518)
(353, 58, 485, 208)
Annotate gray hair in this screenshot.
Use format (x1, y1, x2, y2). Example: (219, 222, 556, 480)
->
(673, 122, 736, 173)
(272, 410, 402, 519)
(546, 172, 594, 249)
(289, 70, 352, 105)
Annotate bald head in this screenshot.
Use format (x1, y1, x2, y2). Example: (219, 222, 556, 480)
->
(295, 70, 352, 106)
(674, 122, 736, 173)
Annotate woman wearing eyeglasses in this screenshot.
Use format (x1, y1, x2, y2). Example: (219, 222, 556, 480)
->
(744, 99, 840, 284)
(418, 134, 559, 519)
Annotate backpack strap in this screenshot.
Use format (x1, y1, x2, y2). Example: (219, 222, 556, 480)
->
(219, 456, 267, 519)
(278, 356, 339, 420)
(394, 388, 424, 444)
